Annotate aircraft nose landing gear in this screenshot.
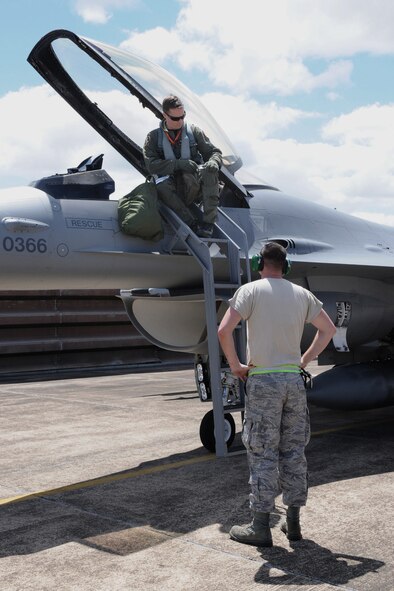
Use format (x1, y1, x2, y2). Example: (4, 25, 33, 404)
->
(199, 409, 236, 453)
(195, 356, 243, 452)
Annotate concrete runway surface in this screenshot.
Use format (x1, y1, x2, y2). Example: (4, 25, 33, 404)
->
(0, 364, 393, 591)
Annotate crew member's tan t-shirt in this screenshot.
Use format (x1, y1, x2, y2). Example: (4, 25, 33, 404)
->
(229, 278, 322, 368)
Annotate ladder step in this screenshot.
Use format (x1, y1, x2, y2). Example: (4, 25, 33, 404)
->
(199, 237, 230, 244)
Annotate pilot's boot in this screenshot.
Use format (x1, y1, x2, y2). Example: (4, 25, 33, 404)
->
(229, 512, 273, 547)
(196, 223, 214, 238)
(281, 506, 302, 541)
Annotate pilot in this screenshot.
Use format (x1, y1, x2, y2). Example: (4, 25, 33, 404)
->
(143, 95, 222, 238)
(218, 242, 336, 547)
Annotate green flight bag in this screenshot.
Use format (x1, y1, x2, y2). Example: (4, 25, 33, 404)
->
(118, 177, 164, 242)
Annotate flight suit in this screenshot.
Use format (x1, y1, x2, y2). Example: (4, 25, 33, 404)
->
(143, 124, 222, 226)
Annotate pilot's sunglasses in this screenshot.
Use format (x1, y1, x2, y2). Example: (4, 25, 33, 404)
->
(166, 111, 186, 121)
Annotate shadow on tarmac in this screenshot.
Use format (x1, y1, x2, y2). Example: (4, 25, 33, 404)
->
(1, 405, 393, 588)
(256, 541, 384, 585)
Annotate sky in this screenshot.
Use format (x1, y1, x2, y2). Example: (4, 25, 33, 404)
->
(1, 0, 394, 226)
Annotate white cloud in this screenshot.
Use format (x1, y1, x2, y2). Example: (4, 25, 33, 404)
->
(202, 93, 319, 139)
(322, 103, 394, 147)
(73, 0, 139, 24)
(178, 0, 394, 58)
(120, 27, 216, 73)
(221, 102, 394, 221)
(120, 27, 184, 63)
(353, 211, 394, 227)
(0, 85, 147, 192)
(195, 95, 394, 222)
(0, 86, 98, 177)
(120, 0, 394, 95)
(327, 92, 340, 102)
(200, 92, 320, 167)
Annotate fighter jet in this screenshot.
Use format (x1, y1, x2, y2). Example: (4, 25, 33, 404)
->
(1, 30, 394, 442)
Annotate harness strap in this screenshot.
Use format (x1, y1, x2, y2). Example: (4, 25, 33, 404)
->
(159, 123, 196, 160)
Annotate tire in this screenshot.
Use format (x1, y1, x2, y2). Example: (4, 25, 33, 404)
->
(199, 409, 236, 452)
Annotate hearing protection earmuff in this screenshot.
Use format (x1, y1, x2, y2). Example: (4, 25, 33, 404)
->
(250, 253, 291, 276)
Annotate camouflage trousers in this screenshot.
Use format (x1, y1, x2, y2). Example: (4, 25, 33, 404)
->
(242, 373, 311, 512)
(156, 168, 219, 225)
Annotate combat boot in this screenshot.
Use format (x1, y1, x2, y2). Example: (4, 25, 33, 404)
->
(196, 222, 214, 238)
(229, 512, 273, 547)
(281, 506, 302, 541)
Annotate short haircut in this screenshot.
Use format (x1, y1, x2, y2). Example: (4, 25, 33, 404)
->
(260, 242, 287, 269)
(162, 95, 184, 112)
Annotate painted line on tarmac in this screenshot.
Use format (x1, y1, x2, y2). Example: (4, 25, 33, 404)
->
(0, 454, 216, 507)
(1, 417, 392, 507)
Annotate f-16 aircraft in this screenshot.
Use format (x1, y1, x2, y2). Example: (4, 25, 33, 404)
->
(1, 30, 394, 449)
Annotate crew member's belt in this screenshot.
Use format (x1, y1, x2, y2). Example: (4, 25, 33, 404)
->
(248, 364, 300, 376)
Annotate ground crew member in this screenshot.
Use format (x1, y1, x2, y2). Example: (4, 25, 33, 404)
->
(218, 242, 336, 547)
(143, 95, 222, 238)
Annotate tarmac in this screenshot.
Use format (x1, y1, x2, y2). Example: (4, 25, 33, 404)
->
(0, 363, 393, 591)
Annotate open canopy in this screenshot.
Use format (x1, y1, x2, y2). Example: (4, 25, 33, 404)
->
(28, 29, 247, 197)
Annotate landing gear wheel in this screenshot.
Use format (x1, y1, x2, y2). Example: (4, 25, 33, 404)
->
(199, 409, 236, 452)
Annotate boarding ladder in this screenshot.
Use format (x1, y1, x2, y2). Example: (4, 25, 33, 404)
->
(159, 204, 251, 457)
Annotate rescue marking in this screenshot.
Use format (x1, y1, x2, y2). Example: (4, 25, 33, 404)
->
(0, 417, 392, 507)
(65, 218, 113, 230)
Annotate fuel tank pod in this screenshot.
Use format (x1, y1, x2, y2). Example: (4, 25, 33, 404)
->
(308, 360, 394, 410)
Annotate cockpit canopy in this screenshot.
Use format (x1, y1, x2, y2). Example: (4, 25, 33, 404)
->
(28, 31, 244, 187)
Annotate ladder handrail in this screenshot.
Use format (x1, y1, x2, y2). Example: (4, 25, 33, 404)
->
(217, 207, 251, 283)
(159, 204, 246, 457)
